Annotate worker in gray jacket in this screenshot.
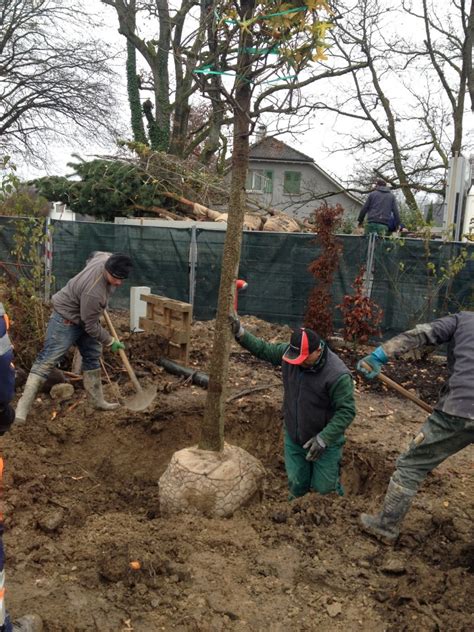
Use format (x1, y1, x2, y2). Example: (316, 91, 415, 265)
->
(357, 179, 400, 236)
(15, 252, 133, 424)
(357, 311, 474, 542)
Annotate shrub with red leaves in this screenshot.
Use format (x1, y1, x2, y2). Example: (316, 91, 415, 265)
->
(337, 267, 383, 346)
(304, 203, 344, 339)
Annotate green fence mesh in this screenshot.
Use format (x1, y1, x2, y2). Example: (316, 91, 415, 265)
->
(371, 237, 474, 336)
(194, 230, 368, 328)
(52, 221, 191, 308)
(0, 216, 472, 335)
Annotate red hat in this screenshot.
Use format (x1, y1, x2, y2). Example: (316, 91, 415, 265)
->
(283, 328, 321, 365)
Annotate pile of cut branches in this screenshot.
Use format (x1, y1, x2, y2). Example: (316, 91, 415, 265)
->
(33, 145, 306, 231)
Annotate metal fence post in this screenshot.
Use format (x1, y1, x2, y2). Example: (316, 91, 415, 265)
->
(188, 225, 197, 316)
(43, 216, 53, 303)
(364, 232, 376, 297)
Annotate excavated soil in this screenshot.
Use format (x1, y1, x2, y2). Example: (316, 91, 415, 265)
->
(4, 314, 473, 631)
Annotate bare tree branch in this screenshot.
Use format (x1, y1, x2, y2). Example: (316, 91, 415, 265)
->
(0, 0, 120, 164)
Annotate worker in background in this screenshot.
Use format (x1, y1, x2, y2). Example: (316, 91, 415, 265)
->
(0, 303, 43, 631)
(230, 319, 356, 498)
(15, 252, 133, 424)
(357, 179, 400, 237)
(357, 311, 474, 542)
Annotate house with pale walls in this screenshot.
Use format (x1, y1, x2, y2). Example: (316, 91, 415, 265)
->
(245, 133, 363, 222)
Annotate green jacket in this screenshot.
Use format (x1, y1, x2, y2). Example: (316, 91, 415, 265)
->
(238, 330, 356, 446)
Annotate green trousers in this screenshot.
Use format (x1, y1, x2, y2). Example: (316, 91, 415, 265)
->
(283, 429, 345, 498)
(365, 222, 388, 236)
(393, 410, 474, 491)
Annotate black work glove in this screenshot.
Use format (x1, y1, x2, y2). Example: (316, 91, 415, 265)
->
(303, 433, 326, 462)
(229, 314, 244, 340)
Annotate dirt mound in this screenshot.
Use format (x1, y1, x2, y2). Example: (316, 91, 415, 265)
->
(3, 314, 473, 631)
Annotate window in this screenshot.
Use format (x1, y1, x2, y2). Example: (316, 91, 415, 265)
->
(246, 169, 273, 193)
(283, 171, 301, 194)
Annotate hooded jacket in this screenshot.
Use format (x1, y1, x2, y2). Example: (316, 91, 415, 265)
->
(358, 185, 400, 228)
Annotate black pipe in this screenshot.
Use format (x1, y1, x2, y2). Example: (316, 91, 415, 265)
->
(157, 357, 209, 388)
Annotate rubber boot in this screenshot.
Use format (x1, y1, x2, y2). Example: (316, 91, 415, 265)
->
(12, 614, 43, 631)
(83, 369, 119, 411)
(15, 373, 46, 424)
(360, 478, 416, 543)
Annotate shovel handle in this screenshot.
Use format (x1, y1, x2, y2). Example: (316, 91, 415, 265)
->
(103, 310, 142, 393)
(360, 361, 433, 414)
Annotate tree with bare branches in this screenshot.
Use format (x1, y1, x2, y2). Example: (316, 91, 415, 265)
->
(102, 0, 209, 155)
(309, 0, 472, 206)
(402, 0, 473, 156)
(0, 0, 120, 164)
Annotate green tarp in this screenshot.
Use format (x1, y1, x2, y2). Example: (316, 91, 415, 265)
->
(0, 216, 472, 335)
(51, 221, 191, 308)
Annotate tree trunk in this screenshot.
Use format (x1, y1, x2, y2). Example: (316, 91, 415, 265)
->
(467, 0, 474, 111)
(169, 0, 206, 156)
(126, 2, 147, 146)
(199, 0, 254, 451)
(153, 0, 171, 151)
(200, 79, 225, 165)
(200, 12, 226, 166)
(151, 63, 170, 151)
(451, 0, 471, 154)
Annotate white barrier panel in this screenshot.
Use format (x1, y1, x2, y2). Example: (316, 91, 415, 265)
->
(463, 186, 474, 242)
(130, 286, 151, 332)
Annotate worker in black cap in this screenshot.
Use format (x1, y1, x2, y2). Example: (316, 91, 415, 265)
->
(230, 318, 356, 498)
(16, 252, 133, 424)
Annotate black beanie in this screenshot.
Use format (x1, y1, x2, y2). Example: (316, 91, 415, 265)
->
(105, 253, 133, 279)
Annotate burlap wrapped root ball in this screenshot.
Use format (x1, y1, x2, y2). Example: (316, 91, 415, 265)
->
(159, 443, 265, 518)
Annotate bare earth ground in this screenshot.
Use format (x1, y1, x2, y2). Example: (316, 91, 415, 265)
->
(4, 315, 473, 632)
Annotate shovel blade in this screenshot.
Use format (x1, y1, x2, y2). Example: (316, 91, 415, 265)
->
(123, 385, 158, 412)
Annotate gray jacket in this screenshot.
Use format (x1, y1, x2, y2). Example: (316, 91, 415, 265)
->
(382, 311, 474, 420)
(51, 252, 115, 345)
(358, 185, 400, 228)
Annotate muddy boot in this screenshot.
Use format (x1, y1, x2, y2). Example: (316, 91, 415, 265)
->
(360, 478, 416, 543)
(83, 368, 119, 411)
(15, 373, 46, 424)
(12, 614, 43, 631)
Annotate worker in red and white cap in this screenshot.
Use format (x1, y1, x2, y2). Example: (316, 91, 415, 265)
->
(230, 318, 356, 498)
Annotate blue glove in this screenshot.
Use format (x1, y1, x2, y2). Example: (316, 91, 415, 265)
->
(356, 346, 388, 379)
(303, 433, 326, 462)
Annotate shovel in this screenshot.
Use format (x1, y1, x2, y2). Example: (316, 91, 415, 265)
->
(360, 361, 433, 414)
(103, 310, 157, 412)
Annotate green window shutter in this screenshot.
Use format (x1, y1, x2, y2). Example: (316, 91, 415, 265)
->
(264, 170, 273, 193)
(284, 171, 301, 194)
